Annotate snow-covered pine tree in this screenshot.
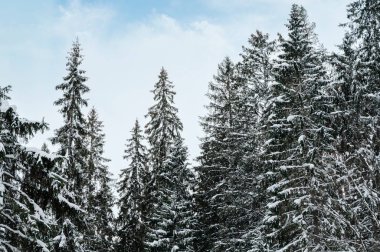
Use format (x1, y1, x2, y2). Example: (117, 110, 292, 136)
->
(195, 57, 249, 251)
(326, 1, 380, 249)
(8, 113, 86, 252)
(260, 4, 336, 250)
(350, 2, 380, 247)
(117, 119, 148, 252)
(327, 32, 366, 250)
(84, 108, 114, 251)
(240, 30, 276, 104)
(144, 68, 191, 251)
(0, 85, 52, 251)
(237, 30, 277, 250)
(145, 68, 183, 173)
(21, 144, 75, 252)
(51, 38, 90, 251)
(163, 137, 196, 251)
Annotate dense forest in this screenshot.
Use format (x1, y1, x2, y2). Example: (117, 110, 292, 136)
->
(1, 0, 380, 251)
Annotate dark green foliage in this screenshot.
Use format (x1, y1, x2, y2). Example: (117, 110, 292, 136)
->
(84, 108, 114, 251)
(164, 137, 196, 251)
(144, 68, 194, 251)
(146, 137, 195, 251)
(117, 120, 148, 252)
(145, 68, 183, 170)
(0, 86, 52, 251)
(195, 57, 246, 251)
(237, 30, 277, 250)
(51, 38, 90, 251)
(52, 38, 90, 195)
(325, 1, 380, 249)
(259, 4, 338, 251)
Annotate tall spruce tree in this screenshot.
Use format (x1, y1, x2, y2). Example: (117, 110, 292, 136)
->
(163, 137, 196, 251)
(117, 119, 148, 252)
(145, 68, 183, 171)
(144, 68, 192, 251)
(0, 85, 54, 251)
(237, 30, 277, 250)
(84, 108, 114, 251)
(326, 1, 380, 249)
(328, 32, 365, 250)
(260, 4, 336, 250)
(350, 2, 380, 248)
(51, 38, 90, 251)
(195, 57, 247, 251)
(22, 144, 77, 252)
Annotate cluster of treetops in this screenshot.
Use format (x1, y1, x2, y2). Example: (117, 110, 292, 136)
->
(1, 0, 380, 251)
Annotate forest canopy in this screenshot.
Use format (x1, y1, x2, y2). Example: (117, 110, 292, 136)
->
(1, 1, 380, 251)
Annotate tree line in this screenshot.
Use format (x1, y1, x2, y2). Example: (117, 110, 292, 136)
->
(1, 1, 380, 251)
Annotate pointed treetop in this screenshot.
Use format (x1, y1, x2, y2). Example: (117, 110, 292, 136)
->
(54, 38, 90, 123)
(145, 67, 183, 147)
(88, 107, 98, 121)
(282, 4, 317, 58)
(124, 118, 147, 162)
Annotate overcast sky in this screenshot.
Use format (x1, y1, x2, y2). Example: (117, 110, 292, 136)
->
(0, 0, 348, 177)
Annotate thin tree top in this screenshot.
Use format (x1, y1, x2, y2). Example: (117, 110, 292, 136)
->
(54, 39, 90, 123)
(281, 4, 317, 60)
(124, 119, 147, 162)
(145, 67, 183, 145)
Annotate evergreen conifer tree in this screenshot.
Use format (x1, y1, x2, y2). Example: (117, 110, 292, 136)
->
(144, 68, 191, 251)
(84, 108, 114, 251)
(51, 38, 90, 251)
(0, 85, 53, 251)
(326, 1, 380, 249)
(22, 144, 74, 251)
(163, 137, 196, 251)
(327, 32, 364, 250)
(237, 30, 277, 250)
(195, 57, 247, 251)
(145, 68, 183, 171)
(117, 119, 148, 252)
(260, 4, 335, 250)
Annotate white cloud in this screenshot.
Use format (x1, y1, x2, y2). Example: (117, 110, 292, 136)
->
(53, 0, 115, 40)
